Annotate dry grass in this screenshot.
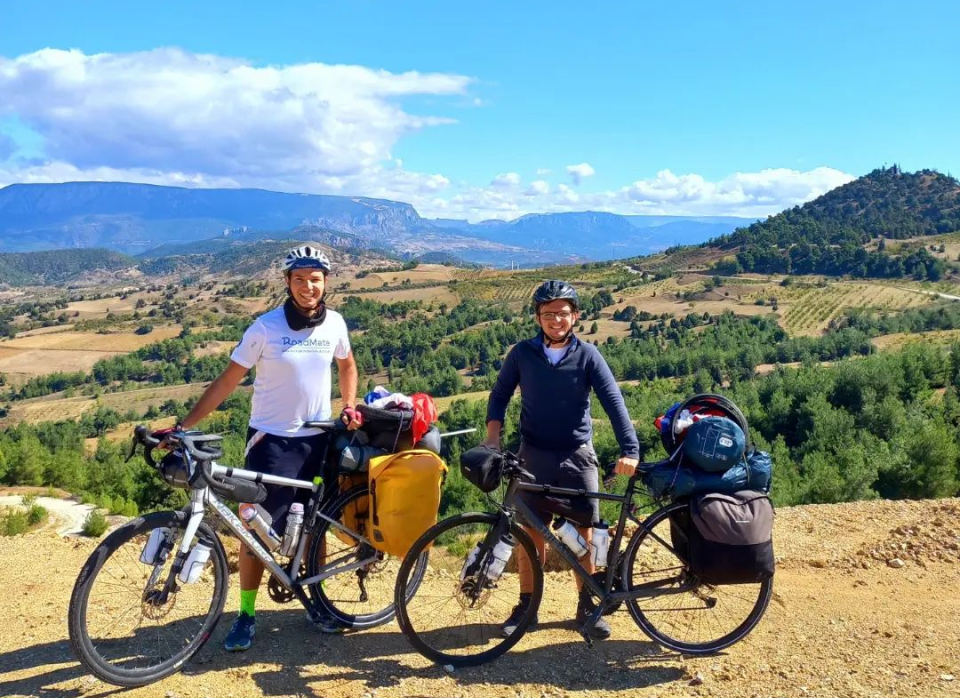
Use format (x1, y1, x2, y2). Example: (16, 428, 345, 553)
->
(0, 348, 122, 378)
(4, 382, 215, 428)
(4, 327, 181, 352)
(192, 340, 236, 358)
(358, 286, 460, 305)
(872, 328, 960, 350)
(11, 324, 78, 338)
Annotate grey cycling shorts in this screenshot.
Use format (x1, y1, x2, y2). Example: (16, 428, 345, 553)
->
(516, 441, 600, 527)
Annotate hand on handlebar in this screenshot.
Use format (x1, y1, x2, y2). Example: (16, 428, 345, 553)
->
(340, 407, 363, 431)
(614, 456, 639, 477)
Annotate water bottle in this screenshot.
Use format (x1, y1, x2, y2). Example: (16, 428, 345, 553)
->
(239, 503, 281, 552)
(590, 521, 610, 568)
(460, 534, 515, 584)
(552, 518, 589, 559)
(178, 542, 212, 584)
(140, 527, 171, 565)
(279, 503, 305, 557)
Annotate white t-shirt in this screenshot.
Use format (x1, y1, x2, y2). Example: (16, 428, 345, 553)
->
(230, 306, 351, 436)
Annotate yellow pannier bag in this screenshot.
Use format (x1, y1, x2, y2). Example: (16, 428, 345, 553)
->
(367, 449, 447, 557)
(335, 472, 369, 546)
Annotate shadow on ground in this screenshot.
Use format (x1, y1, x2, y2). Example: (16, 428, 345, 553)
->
(0, 608, 685, 697)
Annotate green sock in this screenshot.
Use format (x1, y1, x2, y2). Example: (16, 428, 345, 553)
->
(239, 589, 258, 618)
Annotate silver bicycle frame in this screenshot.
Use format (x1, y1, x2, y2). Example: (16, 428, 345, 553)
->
(176, 460, 379, 591)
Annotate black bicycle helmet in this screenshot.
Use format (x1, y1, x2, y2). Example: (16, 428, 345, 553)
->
(532, 280, 579, 310)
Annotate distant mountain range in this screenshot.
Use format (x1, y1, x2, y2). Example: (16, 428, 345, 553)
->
(0, 181, 753, 263)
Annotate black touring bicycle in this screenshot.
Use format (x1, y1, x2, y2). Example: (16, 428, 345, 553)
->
(394, 394, 775, 667)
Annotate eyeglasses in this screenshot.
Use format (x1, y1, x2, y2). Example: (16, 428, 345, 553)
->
(539, 311, 574, 321)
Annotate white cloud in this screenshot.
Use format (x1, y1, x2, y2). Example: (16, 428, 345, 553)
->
(0, 49, 857, 227)
(410, 166, 855, 222)
(566, 162, 595, 185)
(0, 48, 471, 184)
(524, 180, 550, 196)
(490, 172, 521, 188)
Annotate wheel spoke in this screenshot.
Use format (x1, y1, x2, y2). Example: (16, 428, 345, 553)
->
(70, 512, 226, 685)
(624, 505, 771, 653)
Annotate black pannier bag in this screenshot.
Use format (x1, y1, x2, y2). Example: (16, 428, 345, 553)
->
(356, 404, 415, 452)
(687, 490, 775, 585)
(460, 445, 504, 493)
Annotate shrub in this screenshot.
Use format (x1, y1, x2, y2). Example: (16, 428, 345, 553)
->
(0, 510, 29, 536)
(26, 503, 48, 526)
(82, 510, 108, 537)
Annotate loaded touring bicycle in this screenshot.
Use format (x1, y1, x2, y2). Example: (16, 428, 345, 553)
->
(67, 414, 448, 687)
(394, 394, 776, 667)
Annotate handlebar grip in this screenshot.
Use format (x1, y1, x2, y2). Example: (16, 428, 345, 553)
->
(303, 420, 343, 430)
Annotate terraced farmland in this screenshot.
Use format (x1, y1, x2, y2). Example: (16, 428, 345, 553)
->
(776, 283, 932, 335)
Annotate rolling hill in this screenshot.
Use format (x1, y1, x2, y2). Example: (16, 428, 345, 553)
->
(709, 166, 960, 278)
(0, 249, 137, 286)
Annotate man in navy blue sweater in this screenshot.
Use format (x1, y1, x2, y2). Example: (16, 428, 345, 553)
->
(484, 280, 640, 640)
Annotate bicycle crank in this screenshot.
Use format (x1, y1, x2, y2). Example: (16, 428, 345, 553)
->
(267, 568, 302, 604)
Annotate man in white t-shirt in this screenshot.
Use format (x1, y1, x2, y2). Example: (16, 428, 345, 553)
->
(171, 244, 361, 651)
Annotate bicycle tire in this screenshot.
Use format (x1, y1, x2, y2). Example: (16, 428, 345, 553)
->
(68, 510, 228, 687)
(621, 502, 771, 655)
(395, 512, 544, 668)
(307, 485, 428, 629)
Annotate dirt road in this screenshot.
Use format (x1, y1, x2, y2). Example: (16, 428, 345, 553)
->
(0, 495, 96, 536)
(2, 498, 958, 698)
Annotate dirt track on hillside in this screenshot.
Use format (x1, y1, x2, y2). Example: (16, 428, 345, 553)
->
(2, 498, 958, 698)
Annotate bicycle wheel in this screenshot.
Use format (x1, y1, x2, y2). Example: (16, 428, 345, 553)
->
(395, 512, 543, 668)
(307, 486, 428, 629)
(68, 510, 228, 687)
(622, 502, 771, 655)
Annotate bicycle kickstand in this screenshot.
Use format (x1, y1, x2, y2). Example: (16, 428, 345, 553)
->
(578, 606, 606, 649)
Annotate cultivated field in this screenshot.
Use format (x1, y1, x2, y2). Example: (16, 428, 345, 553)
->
(2, 382, 214, 428)
(872, 328, 960, 350)
(774, 283, 932, 335)
(4, 327, 181, 352)
(0, 348, 123, 381)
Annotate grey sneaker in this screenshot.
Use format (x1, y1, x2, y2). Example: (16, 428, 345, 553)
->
(576, 596, 612, 640)
(501, 597, 539, 637)
(307, 607, 344, 634)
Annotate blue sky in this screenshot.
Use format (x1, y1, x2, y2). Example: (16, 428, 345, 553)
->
(1, 0, 957, 220)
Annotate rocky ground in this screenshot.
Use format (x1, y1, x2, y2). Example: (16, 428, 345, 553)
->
(1, 497, 958, 698)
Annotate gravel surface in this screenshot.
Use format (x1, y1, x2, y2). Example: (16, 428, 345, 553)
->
(2, 497, 958, 698)
(0, 495, 96, 536)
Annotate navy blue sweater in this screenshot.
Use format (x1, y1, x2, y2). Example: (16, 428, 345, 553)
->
(486, 334, 640, 458)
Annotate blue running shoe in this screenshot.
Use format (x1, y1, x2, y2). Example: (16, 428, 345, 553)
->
(223, 612, 256, 652)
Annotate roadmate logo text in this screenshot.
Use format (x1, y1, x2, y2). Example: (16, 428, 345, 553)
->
(282, 337, 332, 348)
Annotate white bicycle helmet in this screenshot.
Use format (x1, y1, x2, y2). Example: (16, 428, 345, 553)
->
(281, 245, 332, 274)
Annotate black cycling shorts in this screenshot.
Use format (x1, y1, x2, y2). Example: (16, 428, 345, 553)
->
(517, 440, 601, 527)
(244, 427, 330, 533)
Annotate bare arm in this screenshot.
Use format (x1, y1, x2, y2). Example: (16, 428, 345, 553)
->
(335, 352, 359, 408)
(484, 420, 502, 448)
(180, 361, 249, 430)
